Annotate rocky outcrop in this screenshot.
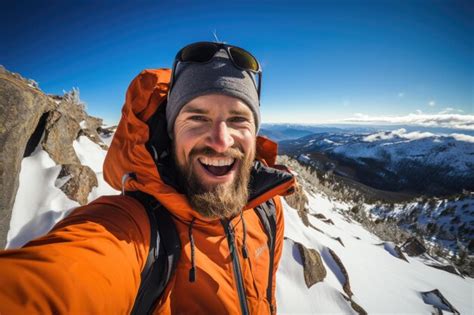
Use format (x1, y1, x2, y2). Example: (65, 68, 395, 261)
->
(295, 242, 327, 288)
(79, 115, 108, 149)
(341, 293, 367, 315)
(402, 237, 426, 257)
(0, 66, 55, 248)
(0, 66, 104, 248)
(284, 183, 308, 212)
(420, 289, 460, 314)
(42, 110, 81, 165)
(327, 248, 352, 297)
(57, 164, 98, 205)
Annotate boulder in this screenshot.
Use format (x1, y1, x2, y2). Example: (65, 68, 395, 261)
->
(295, 242, 327, 288)
(57, 164, 98, 205)
(312, 213, 327, 220)
(284, 183, 308, 212)
(79, 115, 108, 149)
(341, 293, 367, 315)
(401, 237, 426, 256)
(420, 289, 460, 314)
(0, 67, 55, 248)
(328, 248, 352, 297)
(41, 110, 81, 165)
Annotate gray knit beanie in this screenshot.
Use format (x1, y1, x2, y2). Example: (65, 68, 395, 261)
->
(166, 49, 260, 138)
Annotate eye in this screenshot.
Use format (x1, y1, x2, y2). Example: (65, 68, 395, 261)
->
(189, 115, 209, 122)
(228, 116, 250, 123)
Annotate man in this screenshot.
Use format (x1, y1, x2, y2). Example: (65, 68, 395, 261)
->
(0, 42, 295, 314)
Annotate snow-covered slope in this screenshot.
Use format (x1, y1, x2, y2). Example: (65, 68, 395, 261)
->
(278, 193, 473, 314)
(6, 132, 473, 314)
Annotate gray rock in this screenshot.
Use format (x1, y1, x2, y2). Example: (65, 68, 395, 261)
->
(0, 69, 54, 248)
(57, 164, 98, 205)
(420, 289, 460, 314)
(401, 237, 426, 256)
(328, 248, 353, 297)
(41, 110, 81, 165)
(295, 242, 327, 288)
(78, 115, 107, 149)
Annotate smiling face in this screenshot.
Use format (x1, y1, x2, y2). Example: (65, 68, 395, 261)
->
(173, 94, 256, 219)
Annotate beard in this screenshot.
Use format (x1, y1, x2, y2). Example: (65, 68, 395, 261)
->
(174, 144, 255, 219)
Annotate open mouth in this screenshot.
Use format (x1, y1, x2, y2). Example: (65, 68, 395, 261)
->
(198, 157, 236, 177)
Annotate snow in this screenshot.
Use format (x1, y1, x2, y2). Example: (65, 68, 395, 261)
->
(367, 196, 474, 254)
(73, 136, 108, 172)
(330, 129, 474, 173)
(6, 147, 79, 249)
(451, 133, 474, 143)
(277, 193, 474, 314)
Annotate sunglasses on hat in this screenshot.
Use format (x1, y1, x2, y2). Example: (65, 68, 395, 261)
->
(168, 41, 262, 99)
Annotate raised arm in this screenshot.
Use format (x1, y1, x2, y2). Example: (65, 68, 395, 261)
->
(0, 195, 150, 314)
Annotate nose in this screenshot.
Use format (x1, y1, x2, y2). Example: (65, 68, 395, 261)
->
(207, 121, 234, 153)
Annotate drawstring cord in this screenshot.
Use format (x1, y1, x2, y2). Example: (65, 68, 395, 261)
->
(188, 217, 197, 283)
(240, 211, 249, 259)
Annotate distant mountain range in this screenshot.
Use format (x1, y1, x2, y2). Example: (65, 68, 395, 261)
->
(259, 123, 474, 141)
(268, 126, 474, 196)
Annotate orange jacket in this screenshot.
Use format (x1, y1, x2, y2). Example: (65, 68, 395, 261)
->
(0, 69, 295, 314)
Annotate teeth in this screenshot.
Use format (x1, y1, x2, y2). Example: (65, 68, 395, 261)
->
(199, 157, 235, 166)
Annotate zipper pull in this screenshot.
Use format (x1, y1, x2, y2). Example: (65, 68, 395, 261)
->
(242, 246, 249, 259)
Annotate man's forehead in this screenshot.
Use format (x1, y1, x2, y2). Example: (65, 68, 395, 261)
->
(179, 95, 253, 117)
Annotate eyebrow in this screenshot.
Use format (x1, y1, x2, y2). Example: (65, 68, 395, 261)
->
(229, 109, 252, 117)
(181, 105, 209, 114)
(181, 105, 252, 117)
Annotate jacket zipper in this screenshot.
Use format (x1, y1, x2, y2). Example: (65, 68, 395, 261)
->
(222, 220, 250, 315)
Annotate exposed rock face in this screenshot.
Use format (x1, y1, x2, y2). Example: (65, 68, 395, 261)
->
(0, 66, 55, 248)
(284, 183, 308, 212)
(327, 248, 352, 297)
(57, 164, 98, 205)
(79, 115, 108, 149)
(295, 242, 327, 288)
(420, 289, 460, 314)
(341, 293, 368, 315)
(402, 237, 426, 256)
(0, 66, 104, 247)
(42, 110, 81, 165)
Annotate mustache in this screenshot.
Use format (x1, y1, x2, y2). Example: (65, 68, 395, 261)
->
(189, 146, 245, 160)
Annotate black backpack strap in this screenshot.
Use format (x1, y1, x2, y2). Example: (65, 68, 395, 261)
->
(254, 198, 277, 315)
(126, 191, 181, 315)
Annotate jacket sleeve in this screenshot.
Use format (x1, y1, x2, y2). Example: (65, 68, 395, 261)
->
(271, 195, 285, 314)
(0, 195, 150, 315)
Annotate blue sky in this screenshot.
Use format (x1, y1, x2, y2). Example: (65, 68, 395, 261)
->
(1, 0, 473, 126)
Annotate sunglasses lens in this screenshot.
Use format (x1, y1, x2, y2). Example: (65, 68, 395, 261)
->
(229, 47, 259, 72)
(180, 43, 219, 62)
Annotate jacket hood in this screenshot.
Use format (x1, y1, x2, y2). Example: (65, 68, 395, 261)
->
(103, 69, 295, 223)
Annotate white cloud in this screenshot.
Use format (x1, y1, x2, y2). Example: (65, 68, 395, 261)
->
(450, 133, 474, 143)
(428, 100, 436, 107)
(363, 128, 436, 142)
(363, 128, 474, 144)
(344, 113, 474, 130)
